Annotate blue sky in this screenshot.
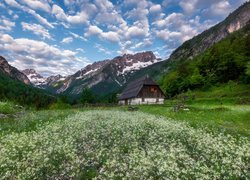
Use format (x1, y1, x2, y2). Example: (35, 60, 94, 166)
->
(0, 0, 247, 76)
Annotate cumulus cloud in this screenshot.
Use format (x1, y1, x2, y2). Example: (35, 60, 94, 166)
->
(0, 17, 15, 31)
(21, 22, 52, 40)
(19, 0, 51, 12)
(179, 0, 198, 14)
(85, 25, 120, 42)
(0, 33, 89, 75)
(153, 11, 215, 54)
(4, 0, 54, 28)
(52, 4, 88, 24)
(179, 0, 235, 17)
(61, 37, 73, 44)
(209, 0, 232, 16)
(149, 4, 161, 13)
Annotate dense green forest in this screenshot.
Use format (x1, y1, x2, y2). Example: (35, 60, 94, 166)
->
(0, 71, 55, 108)
(160, 25, 250, 98)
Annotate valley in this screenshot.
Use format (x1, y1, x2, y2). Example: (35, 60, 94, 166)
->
(0, 1, 249, 179)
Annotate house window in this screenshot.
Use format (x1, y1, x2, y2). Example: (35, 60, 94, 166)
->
(150, 87, 156, 92)
(142, 97, 145, 102)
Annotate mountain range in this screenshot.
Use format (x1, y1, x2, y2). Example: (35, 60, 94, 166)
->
(0, 2, 249, 100)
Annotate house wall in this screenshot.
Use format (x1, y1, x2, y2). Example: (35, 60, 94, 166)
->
(118, 98, 164, 105)
(118, 100, 125, 105)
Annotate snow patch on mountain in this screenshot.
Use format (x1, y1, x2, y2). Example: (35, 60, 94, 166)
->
(22, 69, 65, 87)
(119, 59, 160, 75)
(22, 69, 46, 86)
(76, 67, 100, 79)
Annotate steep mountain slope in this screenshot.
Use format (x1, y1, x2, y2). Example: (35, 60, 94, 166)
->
(170, 2, 250, 61)
(0, 56, 30, 85)
(22, 69, 46, 85)
(57, 51, 161, 97)
(160, 21, 250, 97)
(0, 57, 55, 108)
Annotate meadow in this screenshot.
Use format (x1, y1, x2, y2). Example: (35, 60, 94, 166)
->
(0, 101, 249, 179)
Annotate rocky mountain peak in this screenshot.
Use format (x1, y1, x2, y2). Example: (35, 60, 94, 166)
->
(22, 68, 65, 87)
(56, 51, 161, 95)
(22, 69, 45, 85)
(0, 56, 30, 85)
(22, 69, 37, 75)
(75, 60, 110, 79)
(46, 74, 65, 85)
(113, 51, 159, 75)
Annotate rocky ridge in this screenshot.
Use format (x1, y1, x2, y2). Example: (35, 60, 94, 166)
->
(0, 56, 30, 85)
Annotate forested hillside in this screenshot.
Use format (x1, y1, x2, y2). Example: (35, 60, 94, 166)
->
(0, 71, 55, 108)
(160, 24, 250, 98)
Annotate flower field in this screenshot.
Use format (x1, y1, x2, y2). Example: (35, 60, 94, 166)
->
(0, 110, 249, 179)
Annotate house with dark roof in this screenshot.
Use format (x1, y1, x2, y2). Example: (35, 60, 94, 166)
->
(118, 76, 165, 105)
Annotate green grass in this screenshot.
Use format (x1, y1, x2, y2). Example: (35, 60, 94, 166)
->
(0, 110, 249, 179)
(1, 99, 249, 137)
(0, 101, 18, 114)
(0, 100, 249, 178)
(132, 101, 250, 137)
(178, 82, 250, 104)
(0, 110, 76, 135)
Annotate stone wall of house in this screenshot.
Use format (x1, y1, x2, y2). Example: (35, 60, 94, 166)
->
(118, 98, 164, 105)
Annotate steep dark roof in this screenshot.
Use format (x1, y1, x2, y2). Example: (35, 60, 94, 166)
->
(118, 76, 158, 100)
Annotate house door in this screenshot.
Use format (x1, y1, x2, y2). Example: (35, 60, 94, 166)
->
(125, 99, 128, 105)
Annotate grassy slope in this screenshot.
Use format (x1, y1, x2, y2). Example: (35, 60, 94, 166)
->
(136, 103, 250, 137)
(131, 83, 249, 136)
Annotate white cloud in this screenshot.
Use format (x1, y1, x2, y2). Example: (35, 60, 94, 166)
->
(85, 25, 120, 42)
(61, 37, 73, 44)
(21, 22, 52, 40)
(4, 0, 20, 8)
(179, 0, 234, 17)
(85, 25, 103, 36)
(125, 26, 146, 38)
(94, 0, 114, 11)
(149, 4, 161, 13)
(153, 12, 184, 28)
(125, 20, 149, 39)
(69, 32, 87, 41)
(156, 30, 182, 41)
(19, 0, 51, 12)
(101, 31, 120, 42)
(179, 0, 198, 14)
(153, 12, 214, 45)
(76, 48, 85, 53)
(95, 43, 113, 55)
(209, 0, 232, 16)
(0, 33, 89, 75)
(0, 17, 15, 31)
(52, 4, 88, 24)
(4, 0, 54, 28)
(0, 2, 6, 8)
(130, 38, 153, 50)
(126, 8, 149, 20)
(13, 14, 19, 19)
